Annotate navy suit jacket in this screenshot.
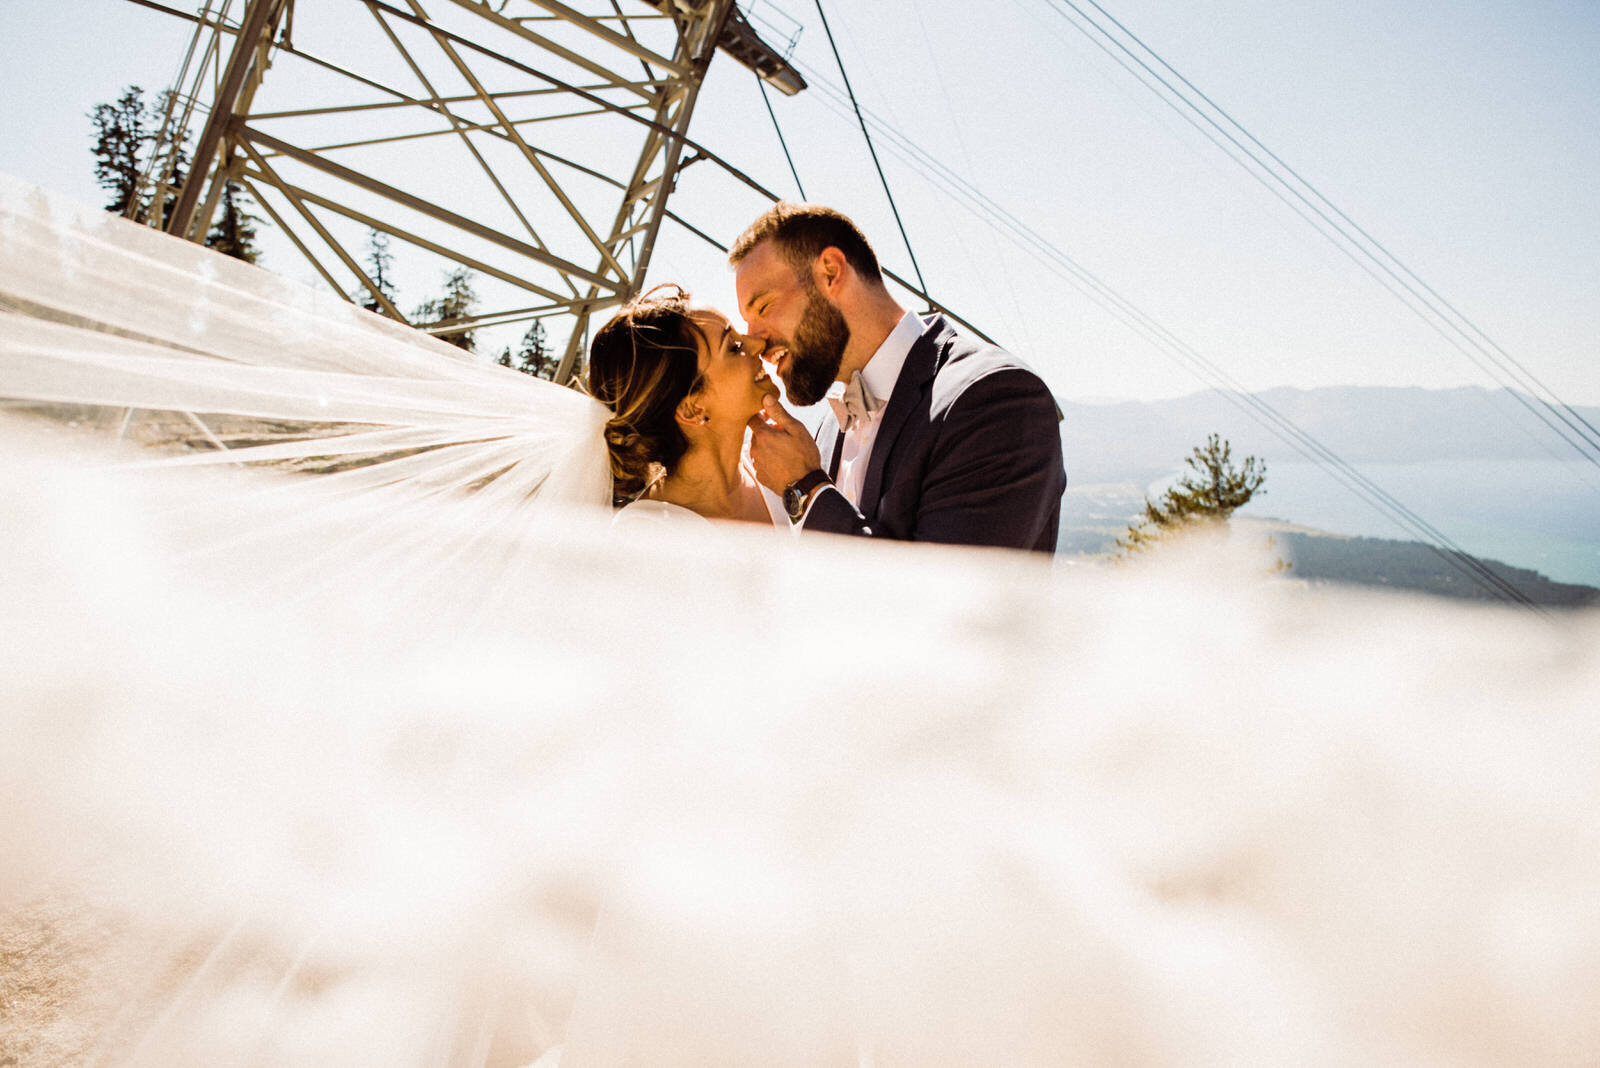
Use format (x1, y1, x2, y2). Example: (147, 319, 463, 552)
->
(804, 315, 1067, 552)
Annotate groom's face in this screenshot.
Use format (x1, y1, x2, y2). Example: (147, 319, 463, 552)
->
(735, 240, 850, 408)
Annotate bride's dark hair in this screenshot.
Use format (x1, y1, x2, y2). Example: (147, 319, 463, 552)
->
(584, 285, 709, 506)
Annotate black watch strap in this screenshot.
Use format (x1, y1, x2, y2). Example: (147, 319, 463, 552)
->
(783, 470, 832, 523)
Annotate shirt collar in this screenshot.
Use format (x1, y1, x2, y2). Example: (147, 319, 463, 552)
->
(858, 310, 923, 405)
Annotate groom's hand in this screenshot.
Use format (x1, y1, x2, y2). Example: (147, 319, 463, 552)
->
(747, 392, 821, 493)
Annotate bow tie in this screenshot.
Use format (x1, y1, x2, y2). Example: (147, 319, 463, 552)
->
(827, 370, 880, 433)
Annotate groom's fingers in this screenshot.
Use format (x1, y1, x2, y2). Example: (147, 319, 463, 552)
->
(747, 393, 777, 431)
(747, 392, 821, 492)
(747, 393, 780, 433)
(757, 392, 803, 431)
(747, 394, 784, 452)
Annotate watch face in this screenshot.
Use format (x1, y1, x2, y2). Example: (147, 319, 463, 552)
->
(784, 472, 825, 520)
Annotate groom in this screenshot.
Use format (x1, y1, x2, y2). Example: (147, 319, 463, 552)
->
(734, 202, 1067, 551)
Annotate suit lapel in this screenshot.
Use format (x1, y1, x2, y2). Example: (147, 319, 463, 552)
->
(815, 412, 843, 481)
(859, 318, 943, 515)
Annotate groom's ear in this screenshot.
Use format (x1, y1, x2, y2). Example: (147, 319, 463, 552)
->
(814, 246, 847, 296)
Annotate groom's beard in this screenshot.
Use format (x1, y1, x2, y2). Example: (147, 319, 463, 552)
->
(779, 284, 850, 408)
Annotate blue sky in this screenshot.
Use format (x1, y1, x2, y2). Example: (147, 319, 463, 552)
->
(3, 0, 1597, 410)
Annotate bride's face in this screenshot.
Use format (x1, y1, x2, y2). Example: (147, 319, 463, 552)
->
(687, 308, 771, 426)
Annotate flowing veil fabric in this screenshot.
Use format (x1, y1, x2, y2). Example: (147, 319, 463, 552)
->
(0, 175, 630, 1061)
(6, 176, 1600, 1066)
(0, 174, 612, 540)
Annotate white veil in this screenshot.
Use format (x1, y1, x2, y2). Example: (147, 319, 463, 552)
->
(0, 174, 612, 534)
(5, 175, 1600, 1065)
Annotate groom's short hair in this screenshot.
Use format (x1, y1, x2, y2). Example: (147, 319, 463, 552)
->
(730, 202, 883, 287)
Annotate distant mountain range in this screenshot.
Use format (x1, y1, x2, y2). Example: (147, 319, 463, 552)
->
(1057, 386, 1600, 483)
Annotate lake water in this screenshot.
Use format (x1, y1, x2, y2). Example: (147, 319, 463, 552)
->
(1234, 459, 1600, 588)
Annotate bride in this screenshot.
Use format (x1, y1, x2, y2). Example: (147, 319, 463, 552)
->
(586, 285, 786, 529)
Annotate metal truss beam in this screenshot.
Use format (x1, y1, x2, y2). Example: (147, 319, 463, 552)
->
(138, 0, 804, 379)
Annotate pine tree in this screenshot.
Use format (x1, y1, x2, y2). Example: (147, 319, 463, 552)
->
(89, 86, 152, 215)
(414, 267, 477, 351)
(88, 85, 195, 224)
(357, 229, 399, 313)
(512, 320, 555, 379)
(1116, 433, 1266, 555)
(205, 180, 262, 262)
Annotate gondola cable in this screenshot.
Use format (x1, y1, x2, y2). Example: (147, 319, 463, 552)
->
(756, 72, 807, 200)
(811, 0, 933, 307)
(1035, 0, 1600, 469)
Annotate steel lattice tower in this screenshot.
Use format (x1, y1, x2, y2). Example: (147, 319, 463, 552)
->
(134, 0, 803, 381)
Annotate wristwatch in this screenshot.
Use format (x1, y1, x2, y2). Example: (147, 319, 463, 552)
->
(783, 470, 832, 524)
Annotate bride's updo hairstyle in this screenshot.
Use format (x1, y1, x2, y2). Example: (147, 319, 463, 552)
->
(584, 284, 709, 506)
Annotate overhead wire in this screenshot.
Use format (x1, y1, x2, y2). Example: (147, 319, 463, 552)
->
(1004, 0, 1600, 485)
(1014, 0, 1600, 483)
(1035, 0, 1600, 472)
(756, 72, 807, 199)
(908, 1, 1037, 357)
(810, 0, 932, 303)
(1075, 0, 1600, 457)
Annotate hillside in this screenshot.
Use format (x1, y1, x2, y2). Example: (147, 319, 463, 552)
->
(1255, 522, 1600, 607)
(1058, 510, 1598, 607)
